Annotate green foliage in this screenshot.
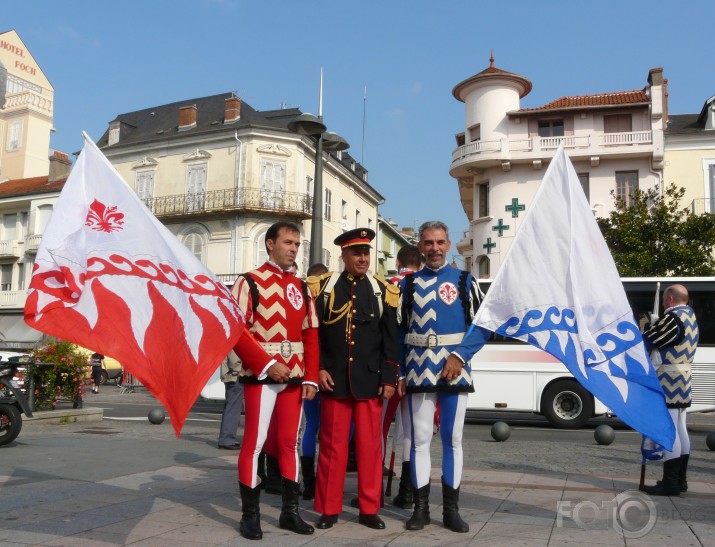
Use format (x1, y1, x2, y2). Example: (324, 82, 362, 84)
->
(596, 184, 715, 276)
(30, 339, 88, 410)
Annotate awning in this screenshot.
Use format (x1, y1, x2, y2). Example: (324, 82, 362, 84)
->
(0, 314, 45, 350)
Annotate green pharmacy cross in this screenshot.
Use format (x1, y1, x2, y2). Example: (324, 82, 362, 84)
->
(492, 218, 510, 237)
(483, 237, 496, 254)
(505, 198, 526, 218)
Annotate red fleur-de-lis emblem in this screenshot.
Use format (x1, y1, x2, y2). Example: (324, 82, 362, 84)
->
(438, 282, 458, 305)
(286, 283, 304, 310)
(85, 199, 125, 233)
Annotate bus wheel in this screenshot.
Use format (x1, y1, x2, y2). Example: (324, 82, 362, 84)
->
(542, 380, 594, 429)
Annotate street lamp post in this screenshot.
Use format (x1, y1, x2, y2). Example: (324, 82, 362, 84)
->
(288, 115, 349, 266)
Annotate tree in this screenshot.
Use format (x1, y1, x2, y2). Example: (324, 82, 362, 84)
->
(596, 184, 715, 277)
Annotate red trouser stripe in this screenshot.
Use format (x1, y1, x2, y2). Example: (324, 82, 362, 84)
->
(238, 383, 302, 487)
(315, 396, 383, 516)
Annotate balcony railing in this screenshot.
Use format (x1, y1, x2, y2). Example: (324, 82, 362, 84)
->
(3, 91, 53, 115)
(0, 291, 24, 308)
(144, 187, 313, 219)
(25, 234, 43, 254)
(0, 240, 20, 257)
(690, 198, 715, 215)
(451, 131, 653, 164)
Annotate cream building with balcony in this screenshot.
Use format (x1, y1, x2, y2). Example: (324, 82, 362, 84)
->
(98, 93, 383, 283)
(664, 94, 715, 215)
(450, 57, 666, 278)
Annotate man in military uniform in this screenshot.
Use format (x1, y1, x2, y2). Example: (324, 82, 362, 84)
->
(641, 284, 699, 497)
(308, 228, 399, 530)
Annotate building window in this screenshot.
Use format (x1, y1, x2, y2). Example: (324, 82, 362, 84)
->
(708, 164, 715, 213)
(367, 217, 373, 230)
(324, 189, 332, 220)
(322, 248, 331, 269)
(341, 200, 348, 220)
(20, 212, 28, 239)
(469, 124, 481, 142)
(355, 210, 361, 227)
(17, 262, 26, 291)
(135, 171, 155, 204)
(6, 121, 22, 151)
(260, 160, 286, 208)
(478, 182, 489, 218)
(254, 229, 268, 269)
(1, 264, 12, 291)
(182, 229, 207, 265)
(477, 256, 490, 279)
(186, 163, 207, 211)
(616, 171, 639, 207)
(577, 173, 590, 202)
(306, 175, 313, 198)
(604, 114, 632, 133)
(3, 213, 17, 241)
(108, 126, 120, 146)
(390, 238, 396, 258)
(35, 204, 53, 234)
(538, 120, 564, 138)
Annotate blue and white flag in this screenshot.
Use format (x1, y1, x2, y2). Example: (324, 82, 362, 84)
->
(473, 145, 675, 449)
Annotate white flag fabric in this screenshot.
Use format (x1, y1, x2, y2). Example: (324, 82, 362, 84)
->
(473, 145, 674, 449)
(24, 135, 246, 435)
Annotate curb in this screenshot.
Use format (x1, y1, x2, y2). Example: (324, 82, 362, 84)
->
(24, 407, 103, 425)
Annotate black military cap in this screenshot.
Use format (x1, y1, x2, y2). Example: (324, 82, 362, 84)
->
(334, 227, 376, 249)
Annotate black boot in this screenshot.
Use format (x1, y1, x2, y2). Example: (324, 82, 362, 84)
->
(257, 452, 266, 489)
(301, 456, 315, 500)
(392, 461, 414, 509)
(442, 477, 469, 533)
(239, 482, 263, 540)
(405, 484, 430, 530)
(679, 454, 690, 492)
(279, 479, 315, 535)
(642, 457, 682, 496)
(264, 453, 283, 495)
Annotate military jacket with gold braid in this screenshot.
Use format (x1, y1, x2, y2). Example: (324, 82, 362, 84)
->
(308, 270, 399, 399)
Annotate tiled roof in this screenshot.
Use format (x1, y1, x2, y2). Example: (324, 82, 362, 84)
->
(517, 90, 649, 112)
(453, 56, 532, 101)
(0, 176, 65, 197)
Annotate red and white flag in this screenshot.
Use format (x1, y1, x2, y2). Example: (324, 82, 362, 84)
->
(24, 135, 245, 435)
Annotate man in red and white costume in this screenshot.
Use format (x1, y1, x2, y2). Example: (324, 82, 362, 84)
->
(232, 221, 319, 540)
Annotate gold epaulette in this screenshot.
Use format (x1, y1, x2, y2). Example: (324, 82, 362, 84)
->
(307, 271, 333, 298)
(374, 274, 400, 308)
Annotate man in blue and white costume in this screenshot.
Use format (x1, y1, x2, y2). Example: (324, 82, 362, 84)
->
(641, 284, 699, 497)
(397, 221, 489, 533)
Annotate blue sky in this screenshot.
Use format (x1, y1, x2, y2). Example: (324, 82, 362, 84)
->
(6, 0, 714, 263)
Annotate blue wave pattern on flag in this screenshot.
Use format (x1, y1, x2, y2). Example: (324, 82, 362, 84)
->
(473, 145, 674, 450)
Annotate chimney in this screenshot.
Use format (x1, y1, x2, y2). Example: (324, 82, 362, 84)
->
(225, 96, 241, 123)
(48, 151, 71, 182)
(179, 105, 197, 130)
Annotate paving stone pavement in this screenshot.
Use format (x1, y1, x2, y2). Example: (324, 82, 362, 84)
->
(1, 389, 714, 546)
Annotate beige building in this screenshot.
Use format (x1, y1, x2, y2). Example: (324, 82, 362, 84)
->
(98, 93, 383, 281)
(664, 94, 715, 214)
(450, 57, 667, 278)
(0, 30, 54, 181)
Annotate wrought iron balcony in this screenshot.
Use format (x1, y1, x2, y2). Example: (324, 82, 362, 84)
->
(690, 198, 715, 215)
(143, 187, 313, 219)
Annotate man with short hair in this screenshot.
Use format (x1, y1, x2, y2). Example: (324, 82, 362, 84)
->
(309, 228, 399, 530)
(641, 284, 699, 497)
(398, 221, 489, 533)
(232, 221, 319, 540)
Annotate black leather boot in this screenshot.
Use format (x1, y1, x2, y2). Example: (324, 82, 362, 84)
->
(301, 456, 315, 500)
(679, 453, 689, 492)
(264, 453, 283, 495)
(257, 452, 266, 489)
(405, 484, 430, 530)
(643, 457, 682, 496)
(239, 482, 263, 540)
(279, 479, 315, 535)
(442, 477, 469, 533)
(392, 461, 414, 509)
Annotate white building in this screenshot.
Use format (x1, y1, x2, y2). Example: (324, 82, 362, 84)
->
(98, 94, 384, 281)
(450, 57, 666, 278)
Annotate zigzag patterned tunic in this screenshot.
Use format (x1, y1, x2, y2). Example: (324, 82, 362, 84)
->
(643, 305, 699, 409)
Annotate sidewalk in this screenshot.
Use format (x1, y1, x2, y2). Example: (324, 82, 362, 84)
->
(2, 392, 714, 546)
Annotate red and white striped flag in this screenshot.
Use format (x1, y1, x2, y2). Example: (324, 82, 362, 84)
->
(24, 135, 246, 435)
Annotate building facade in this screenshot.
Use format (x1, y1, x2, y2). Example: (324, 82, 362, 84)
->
(376, 216, 417, 276)
(97, 94, 384, 282)
(664, 94, 715, 215)
(450, 57, 666, 278)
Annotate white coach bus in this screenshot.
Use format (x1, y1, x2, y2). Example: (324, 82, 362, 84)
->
(467, 277, 715, 428)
